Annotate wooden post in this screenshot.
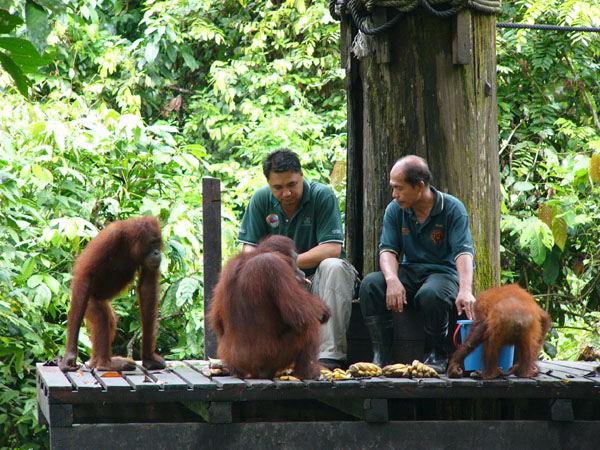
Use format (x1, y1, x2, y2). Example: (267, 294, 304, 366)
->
(202, 177, 221, 359)
(343, 8, 500, 292)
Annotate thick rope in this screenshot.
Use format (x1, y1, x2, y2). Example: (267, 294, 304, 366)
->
(497, 22, 600, 33)
(338, 0, 500, 35)
(349, 0, 405, 35)
(419, 0, 467, 18)
(329, 0, 341, 20)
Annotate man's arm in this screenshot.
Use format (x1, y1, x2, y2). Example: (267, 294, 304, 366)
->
(454, 253, 475, 319)
(297, 243, 341, 270)
(242, 243, 257, 253)
(379, 251, 406, 312)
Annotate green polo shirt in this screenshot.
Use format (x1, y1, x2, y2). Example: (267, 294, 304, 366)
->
(238, 180, 345, 276)
(379, 186, 474, 279)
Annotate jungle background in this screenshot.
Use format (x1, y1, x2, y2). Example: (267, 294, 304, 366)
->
(1, 0, 599, 447)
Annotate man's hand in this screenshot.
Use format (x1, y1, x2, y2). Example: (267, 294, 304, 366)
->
(385, 277, 407, 312)
(455, 290, 476, 320)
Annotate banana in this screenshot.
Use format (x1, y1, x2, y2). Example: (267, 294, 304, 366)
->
(381, 360, 439, 378)
(348, 362, 383, 377)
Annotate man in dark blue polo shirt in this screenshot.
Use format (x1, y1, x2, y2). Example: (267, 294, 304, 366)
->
(359, 155, 476, 373)
(238, 149, 358, 370)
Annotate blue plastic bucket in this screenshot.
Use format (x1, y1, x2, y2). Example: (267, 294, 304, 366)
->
(455, 320, 515, 372)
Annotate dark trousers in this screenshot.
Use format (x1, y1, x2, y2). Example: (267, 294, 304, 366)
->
(359, 265, 458, 338)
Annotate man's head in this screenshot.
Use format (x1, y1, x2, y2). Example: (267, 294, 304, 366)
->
(263, 149, 304, 211)
(263, 149, 302, 180)
(389, 155, 433, 209)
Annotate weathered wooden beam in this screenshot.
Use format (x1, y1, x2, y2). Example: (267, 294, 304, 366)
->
(49, 421, 600, 450)
(453, 9, 472, 65)
(374, 8, 391, 64)
(202, 177, 221, 359)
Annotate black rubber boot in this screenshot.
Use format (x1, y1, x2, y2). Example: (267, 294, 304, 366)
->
(364, 315, 394, 368)
(423, 333, 448, 374)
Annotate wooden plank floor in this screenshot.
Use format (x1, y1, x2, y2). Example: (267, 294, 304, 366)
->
(37, 359, 600, 450)
(37, 359, 600, 405)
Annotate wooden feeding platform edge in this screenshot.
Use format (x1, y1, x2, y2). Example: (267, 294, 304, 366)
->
(37, 359, 600, 450)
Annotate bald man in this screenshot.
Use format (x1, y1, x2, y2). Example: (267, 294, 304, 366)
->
(359, 156, 476, 373)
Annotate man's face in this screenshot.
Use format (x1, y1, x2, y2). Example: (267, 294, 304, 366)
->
(390, 167, 423, 210)
(267, 170, 304, 209)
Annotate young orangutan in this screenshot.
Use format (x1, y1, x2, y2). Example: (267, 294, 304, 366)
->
(447, 284, 551, 379)
(60, 216, 165, 372)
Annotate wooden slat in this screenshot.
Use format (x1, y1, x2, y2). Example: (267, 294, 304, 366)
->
(445, 376, 481, 388)
(546, 360, 600, 376)
(124, 370, 161, 391)
(244, 379, 276, 390)
(506, 375, 538, 387)
(65, 369, 102, 391)
(416, 377, 448, 388)
(273, 379, 305, 390)
(533, 371, 565, 387)
(537, 361, 598, 386)
(148, 369, 190, 391)
(170, 363, 218, 390)
(331, 378, 362, 389)
(94, 370, 132, 391)
(37, 363, 74, 391)
(382, 377, 419, 389)
(359, 377, 390, 389)
(212, 376, 247, 390)
(302, 379, 333, 390)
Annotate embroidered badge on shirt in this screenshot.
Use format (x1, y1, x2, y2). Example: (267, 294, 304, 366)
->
(266, 214, 280, 228)
(431, 230, 445, 245)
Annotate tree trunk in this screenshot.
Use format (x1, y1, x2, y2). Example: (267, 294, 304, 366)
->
(343, 8, 500, 293)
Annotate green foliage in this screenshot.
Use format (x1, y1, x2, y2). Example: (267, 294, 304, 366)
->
(1, 0, 345, 447)
(498, 0, 600, 338)
(0, 0, 59, 96)
(3, 0, 600, 447)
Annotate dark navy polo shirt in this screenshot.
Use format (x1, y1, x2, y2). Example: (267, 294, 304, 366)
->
(238, 180, 345, 276)
(379, 186, 474, 278)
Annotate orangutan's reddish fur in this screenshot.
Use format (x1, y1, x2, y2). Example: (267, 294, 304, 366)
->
(60, 216, 165, 372)
(207, 235, 330, 379)
(447, 284, 551, 379)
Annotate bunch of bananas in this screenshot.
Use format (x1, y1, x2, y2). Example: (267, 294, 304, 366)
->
(382, 360, 438, 378)
(382, 363, 412, 378)
(278, 375, 301, 381)
(320, 367, 352, 380)
(347, 362, 383, 378)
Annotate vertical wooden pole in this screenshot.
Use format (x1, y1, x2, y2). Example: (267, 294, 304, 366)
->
(202, 177, 221, 359)
(342, 14, 364, 277)
(344, 9, 500, 292)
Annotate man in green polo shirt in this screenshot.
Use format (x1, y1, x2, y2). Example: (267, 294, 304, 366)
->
(359, 155, 476, 373)
(238, 149, 359, 370)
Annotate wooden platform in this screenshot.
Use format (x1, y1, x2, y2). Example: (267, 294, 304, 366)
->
(37, 360, 600, 449)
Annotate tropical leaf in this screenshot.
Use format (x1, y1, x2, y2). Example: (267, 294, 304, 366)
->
(590, 152, 600, 183)
(0, 37, 52, 73)
(542, 252, 560, 286)
(538, 204, 552, 228)
(25, 0, 51, 55)
(0, 9, 23, 34)
(0, 51, 29, 96)
(552, 216, 567, 252)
